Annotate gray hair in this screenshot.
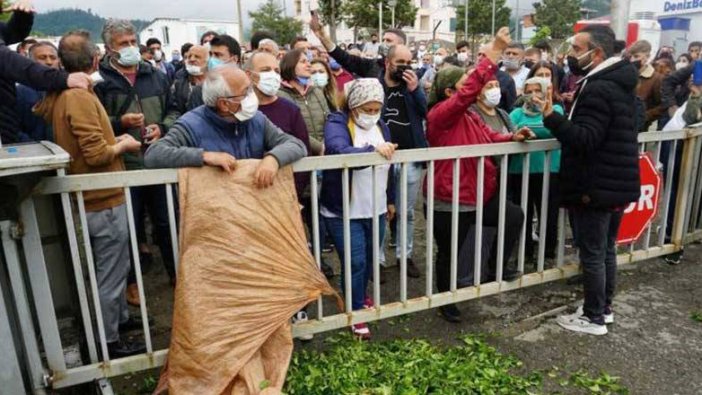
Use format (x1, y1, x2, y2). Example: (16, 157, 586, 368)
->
(202, 67, 234, 107)
(258, 38, 279, 52)
(28, 41, 57, 60)
(102, 19, 136, 49)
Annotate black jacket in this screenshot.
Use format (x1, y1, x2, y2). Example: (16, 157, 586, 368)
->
(496, 69, 517, 113)
(0, 11, 68, 144)
(544, 58, 640, 208)
(94, 58, 180, 169)
(662, 64, 693, 109)
(172, 70, 193, 114)
(329, 46, 384, 78)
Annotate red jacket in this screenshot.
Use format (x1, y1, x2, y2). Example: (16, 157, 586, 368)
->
(423, 58, 514, 206)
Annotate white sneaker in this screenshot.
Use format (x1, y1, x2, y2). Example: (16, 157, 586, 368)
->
(292, 311, 314, 341)
(576, 305, 614, 324)
(557, 312, 608, 335)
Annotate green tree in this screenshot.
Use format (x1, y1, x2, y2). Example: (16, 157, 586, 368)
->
(249, 0, 303, 47)
(317, 0, 344, 42)
(533, 0, 581, 39)
(529, 25, 551, 45)
(582, 0, 610, 18)
(455, 0, 511, 40)
(0, 1, 13, 23)
(455, 0, 510, 50)
(341, 0, 418, 31)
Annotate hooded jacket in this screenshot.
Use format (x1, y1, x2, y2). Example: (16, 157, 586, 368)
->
(543, 57, 640, 208)
(93, 57, 180, 170)
(0, 11, 68, 144)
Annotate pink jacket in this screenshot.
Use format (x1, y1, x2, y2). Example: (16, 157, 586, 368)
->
(424, 58, 514, 206)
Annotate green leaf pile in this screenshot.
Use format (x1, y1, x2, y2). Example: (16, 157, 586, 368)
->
(285, 334, 542, 394)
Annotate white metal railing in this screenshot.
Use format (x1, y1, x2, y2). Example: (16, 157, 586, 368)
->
(4, 126, 702, 392)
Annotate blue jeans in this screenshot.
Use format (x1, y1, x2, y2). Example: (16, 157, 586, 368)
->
(324, 215, 386, 310)
(380, 163, 422, 263)
(572, 208, 623, 324)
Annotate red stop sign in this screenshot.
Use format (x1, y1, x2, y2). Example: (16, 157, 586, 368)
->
(616, 154, 661, 244)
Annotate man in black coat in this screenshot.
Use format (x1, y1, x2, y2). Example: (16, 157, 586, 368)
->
(540, 25, 640, 336)
(0, 0, 91, 144)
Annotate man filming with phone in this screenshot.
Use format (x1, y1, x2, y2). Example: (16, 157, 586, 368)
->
(310, 12, 428, 278)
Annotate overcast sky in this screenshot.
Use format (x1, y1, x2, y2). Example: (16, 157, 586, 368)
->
(32, 0, 529, 27)
(32, 0, 297, 25)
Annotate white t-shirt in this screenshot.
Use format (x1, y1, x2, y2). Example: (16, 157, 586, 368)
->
(321, 123, 390, 219)
(502, 66, 530, 92)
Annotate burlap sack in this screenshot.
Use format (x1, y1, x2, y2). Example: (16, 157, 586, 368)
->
(155, 161, 339, 394)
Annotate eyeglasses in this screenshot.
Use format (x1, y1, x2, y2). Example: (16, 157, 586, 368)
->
(221, 86, 253, 103)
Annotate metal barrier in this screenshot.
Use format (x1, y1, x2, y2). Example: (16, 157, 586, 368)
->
(3, 126, 702, 392)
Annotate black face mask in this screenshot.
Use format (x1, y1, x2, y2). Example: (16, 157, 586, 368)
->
(567, 54, 592, 76)
(523, 60, 535, 70)
(631, 60, 643, 71)
(391, 65, 412, 83)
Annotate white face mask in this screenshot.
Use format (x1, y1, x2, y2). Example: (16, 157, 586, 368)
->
(153, 49, 163, 62)
(355, 112, 380, 130)
(256, 71, 281, 96)
(186, 63, 204, 76)
(676, 61, 689, 70)
(457, 52, 469, 63)
(310, 72, 329, 87)
(482, 87, 501, 108)
(231, 90, 259, 122)
(116, 45, 141, 66)
(433, 55, 444, 66)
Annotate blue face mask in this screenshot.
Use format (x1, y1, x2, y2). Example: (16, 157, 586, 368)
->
(297, 76, 309, 86)
(208, 57, 224, 70)
(329, 58, 341, 71)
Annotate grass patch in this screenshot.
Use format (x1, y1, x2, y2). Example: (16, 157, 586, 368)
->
(285, 334, 629, 395)
(691, 311, 702, 323)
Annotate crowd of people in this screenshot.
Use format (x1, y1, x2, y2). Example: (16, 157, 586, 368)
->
(2, 0, 702, 354)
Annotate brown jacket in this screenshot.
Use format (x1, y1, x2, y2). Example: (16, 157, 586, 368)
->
(35, 88, 125, 212)
(637, 64, 664, 129)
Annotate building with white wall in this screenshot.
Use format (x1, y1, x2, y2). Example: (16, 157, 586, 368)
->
(628, 0, 702, 53)
(138, 18, 241, 60)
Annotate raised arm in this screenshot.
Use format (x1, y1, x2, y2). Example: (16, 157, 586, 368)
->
(309, 13, 379, 78)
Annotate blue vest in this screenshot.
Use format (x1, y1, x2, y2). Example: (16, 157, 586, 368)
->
(178, 105, 266, 159)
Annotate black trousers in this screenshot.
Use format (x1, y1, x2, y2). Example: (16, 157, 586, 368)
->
(508, 173, 559, 259)
(432, 195, 524, 293)
(572, 208, 623, 323)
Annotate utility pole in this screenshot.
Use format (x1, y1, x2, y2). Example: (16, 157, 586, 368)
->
(610, 0, 631, 42)
(515, 0, 520, 42)
(464, 0, 468, 41)
(389, 0, 397, 27)
(379, 2, 383, 38)
(236, 0, 244, 43)
(330, 0, 337, 42)
(491, 0, 496, 35)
